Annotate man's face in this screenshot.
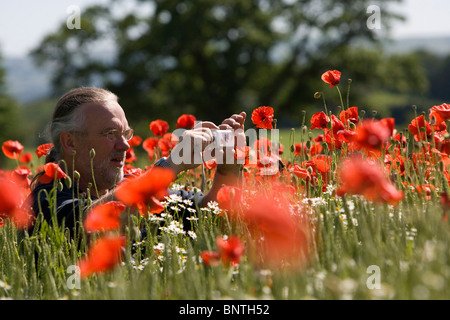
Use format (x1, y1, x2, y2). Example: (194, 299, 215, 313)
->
(72, 101, 131, 193)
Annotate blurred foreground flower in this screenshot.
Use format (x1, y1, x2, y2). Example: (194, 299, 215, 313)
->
(216, 235, 245, 266)
(78, 235, 126, 278)
(201, 235, 244, 267)
(0, 176, 34, 229)
(114, 167, 175, 215)
(84, 201, 127, 232)
(351, 119, 393, 152)
(241, 194, 311, 269)
(336, 154, 403, 205)
(216, 185, 242, 211)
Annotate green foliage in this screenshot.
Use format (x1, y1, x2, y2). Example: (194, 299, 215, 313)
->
(0, 53, 24, 167)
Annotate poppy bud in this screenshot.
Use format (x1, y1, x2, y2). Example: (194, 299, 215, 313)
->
(314, 92, 322, 99)
(90, 148, 96, 159)
(348, 121, 356, 130)
(291, 174, 299, 186)
(305, 140, 312, 149)
(65, 176, 72, 189)
(290, 144, 295, 153)
(58, 181, 64, 192)
(73, 170, 80, 180)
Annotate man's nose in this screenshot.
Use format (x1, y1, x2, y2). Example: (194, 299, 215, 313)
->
(115, 136, 130, 151)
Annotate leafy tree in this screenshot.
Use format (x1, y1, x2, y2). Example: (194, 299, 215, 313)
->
(415, 50, 450, 102)
(31, 0, 408, 129)
(0, 52, 23, 166)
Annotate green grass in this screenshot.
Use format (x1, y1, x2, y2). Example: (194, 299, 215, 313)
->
(1, 115, 450, 300)
(1, 162, 449, 300)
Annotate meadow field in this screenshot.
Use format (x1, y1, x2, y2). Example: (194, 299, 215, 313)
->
(1, 71, 449, 302)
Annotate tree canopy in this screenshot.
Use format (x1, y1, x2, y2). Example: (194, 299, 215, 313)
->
(32, 0, 418, 129)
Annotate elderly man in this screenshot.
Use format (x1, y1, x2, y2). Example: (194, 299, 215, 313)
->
(30, 87, 245, 234)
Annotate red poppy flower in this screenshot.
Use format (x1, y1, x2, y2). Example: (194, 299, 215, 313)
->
(35, 143, 54, 159)
(9, 205, 34, 230)
(330, 114, 345, 134)
(200, 250, 220, 266)
(240, 194, 310, 268)
(0, 177, 33, 229)
(123, 164, 144, 177)
(125, 148, 137, 163)
(149, 119, 169, 136)
(339, 106, 359, 125)
(127, 136, 142, 148)
(176, 114, 197, 129)
(310, 111, 330, 130)
(440, 192, 450, 222)
(158, 138, 172, 157)
(78, 235, 126, 278)
(38, 162, 67, 184)
(216, 185, 242, 211)
(84, 201, 127, 232)
(203, 158, 217, 170)
(114, 167, 175, 215)
(430, 103, 450, 124)
(291, 163, 311, 180)
(251, 106, 274, 129)
(336, 154, 403, 205)
(216, 235, 245, 266)
(0, 177, 23, 215)
(142, 137, 159, 160)
(2, 140, 24, 159)
(408, 115, 432, 141)
(12, 167, 32, 189)
(19, 152, 33, 164)
(352, 119, 392, 151)
(321, 70, 341, 88)
(292, 142, 307, 156)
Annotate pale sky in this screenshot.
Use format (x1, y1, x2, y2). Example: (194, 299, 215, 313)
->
(0, 0, 449, 58)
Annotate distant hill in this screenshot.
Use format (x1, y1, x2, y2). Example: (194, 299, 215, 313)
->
(382, 36, 450, 56)
(3, 36, 450, 105)
(4, 56, 52, 104)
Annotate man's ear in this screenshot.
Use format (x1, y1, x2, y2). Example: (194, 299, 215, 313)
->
(60, 132, 77, 156)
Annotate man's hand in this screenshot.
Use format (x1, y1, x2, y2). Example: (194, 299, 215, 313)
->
(166, 121, 219, 173)
(166, 112, 246, 176)
(215, 111, 246, 176)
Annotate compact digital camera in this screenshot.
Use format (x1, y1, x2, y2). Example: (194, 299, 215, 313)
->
(213, 130, 234, 148)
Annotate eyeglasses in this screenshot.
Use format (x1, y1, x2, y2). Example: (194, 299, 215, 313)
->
(100, 128, 134, 141)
